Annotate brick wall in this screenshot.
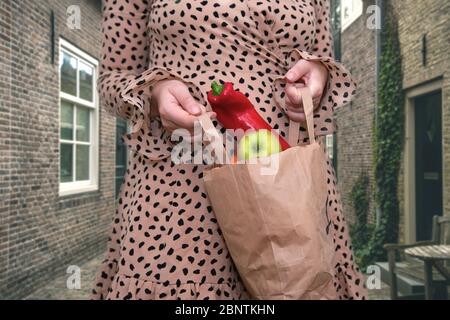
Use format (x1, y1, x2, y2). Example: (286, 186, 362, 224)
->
(335, 0, 378, 225)
(0, 0, 116, 299)
(336, 0, 450, 243)
(391, 0, 450, 241)
(0, 0, 12, 296)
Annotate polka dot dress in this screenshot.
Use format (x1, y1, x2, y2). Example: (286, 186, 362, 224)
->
(91, 0, 367, 300)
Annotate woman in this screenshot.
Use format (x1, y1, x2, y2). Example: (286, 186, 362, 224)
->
(92, 0, 367, 300)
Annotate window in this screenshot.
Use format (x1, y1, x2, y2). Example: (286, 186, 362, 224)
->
(341, 0, 363, 32)
(115, 118, 129, 199)
(331, 0, 342, 61)
(326, 134, 335, 160)
(94, 0, 103, 11)
(59, 38, 99, 196)
(326, 133, 338, 173)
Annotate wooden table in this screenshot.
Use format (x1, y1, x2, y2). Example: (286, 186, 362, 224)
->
(405, 245, 450, 300)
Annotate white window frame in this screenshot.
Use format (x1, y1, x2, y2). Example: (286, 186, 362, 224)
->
(341, 0, 363, 32)
(326, 134, 334, 160)
(58, 38, 99, 196)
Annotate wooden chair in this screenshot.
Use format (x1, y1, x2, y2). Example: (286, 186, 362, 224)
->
(384, 215, 450, 300)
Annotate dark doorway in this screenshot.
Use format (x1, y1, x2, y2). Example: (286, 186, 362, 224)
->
(414, 91, 443, 241)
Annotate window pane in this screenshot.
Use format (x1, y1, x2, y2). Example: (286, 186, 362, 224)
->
(60, 101, 74, 140)
(76, 106, 90, 142)
(326, 135, 334, 160)
(115, 118, 128, 198)
(60, 143, 73, 182)
(79, 61, 93, 101)
(76, 144, 90, 181)
(60, 52, 77, 96)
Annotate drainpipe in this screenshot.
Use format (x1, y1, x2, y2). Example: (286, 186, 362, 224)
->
(375, 0, 382, 129)
(375, 0, 384, 226)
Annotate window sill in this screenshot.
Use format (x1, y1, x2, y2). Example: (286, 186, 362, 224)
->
(59, 184, 99, 197)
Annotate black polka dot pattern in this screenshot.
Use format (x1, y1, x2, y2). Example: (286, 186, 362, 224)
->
(91, 0, 366, 300)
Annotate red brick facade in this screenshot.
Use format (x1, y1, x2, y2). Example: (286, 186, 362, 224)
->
(0, 0, 114, 298)
(335, 0, 449, 243)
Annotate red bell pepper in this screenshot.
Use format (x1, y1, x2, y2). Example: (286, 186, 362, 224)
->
(207, 81, 290, 151)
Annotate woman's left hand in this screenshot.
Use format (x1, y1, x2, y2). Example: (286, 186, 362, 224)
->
(284, 59, 329, 123)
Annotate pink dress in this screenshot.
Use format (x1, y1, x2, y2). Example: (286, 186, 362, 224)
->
(92, 0, 367, 300)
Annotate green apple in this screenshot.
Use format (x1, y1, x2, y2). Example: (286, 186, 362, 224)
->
(237, 129, 282, 161)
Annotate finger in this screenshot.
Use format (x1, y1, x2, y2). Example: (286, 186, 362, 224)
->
(286, 109, 306, 123)
(286, 83, 324, 112)
(286, 106, 304, 116)
(285, 85, 307, 114)
(287, 97, 321, 115)
(207, 111, 217, 119)
(162, 106, 216, 132)
(286, 102, 304, 115)
(285, 60, 309, 83)
(164, 104, 198, 129)
(286, 108, 306, 119)
(306, 76, 325, 101)
(170, 85, 203, 115)
(296, 85, 321, 110)
(285, 85, 304, 106)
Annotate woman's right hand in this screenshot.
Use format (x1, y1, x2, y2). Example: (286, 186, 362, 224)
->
(152, 79, 216, 135)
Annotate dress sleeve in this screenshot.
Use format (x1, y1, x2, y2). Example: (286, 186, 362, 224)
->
(274, 0, 357, 117)
(99, 0, 208, 161)
(308, 0, 357, 111)
(311, 0, 335, 58)
(98, 0, 152, 133)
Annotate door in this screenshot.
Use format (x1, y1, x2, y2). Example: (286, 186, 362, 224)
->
(414, 91, 443, 241)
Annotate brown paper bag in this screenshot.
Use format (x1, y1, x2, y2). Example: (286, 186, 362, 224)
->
(199, 87, 338, 300)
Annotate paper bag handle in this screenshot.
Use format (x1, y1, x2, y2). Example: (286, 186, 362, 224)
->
(198, 113, 230, 164)
(288, 87, 316, 146)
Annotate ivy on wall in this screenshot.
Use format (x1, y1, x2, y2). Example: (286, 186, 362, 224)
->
(349, 173, 375, 269)
(351, 5, 405, 269)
